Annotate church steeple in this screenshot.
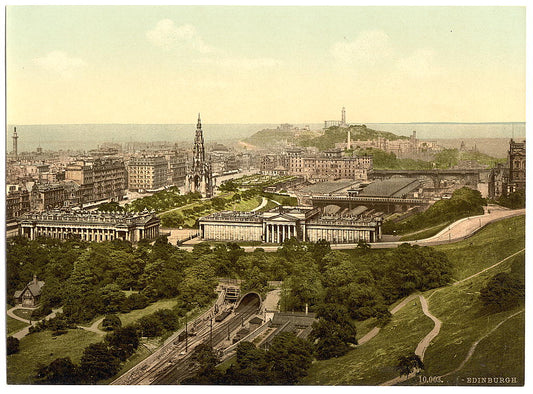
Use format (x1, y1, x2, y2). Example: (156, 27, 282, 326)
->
(197, 113, 202, 129)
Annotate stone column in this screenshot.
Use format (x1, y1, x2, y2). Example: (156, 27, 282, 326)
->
(282, 225, 286, 243)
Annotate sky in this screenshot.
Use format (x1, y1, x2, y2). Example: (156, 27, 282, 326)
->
(5, 5, 526, 125)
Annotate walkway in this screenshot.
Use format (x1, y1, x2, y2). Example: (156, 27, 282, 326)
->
(251, 197, 268, 212)
(178, 207, 525, 252)
(78, 317, 106, 335)
(379, 295, 442, 386)
(7, 306, 62, 340)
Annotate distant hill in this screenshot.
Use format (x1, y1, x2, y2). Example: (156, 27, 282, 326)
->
(243, 127, 320, 148)
(243, 124, 407, 150)
(299, 124, 408, 150)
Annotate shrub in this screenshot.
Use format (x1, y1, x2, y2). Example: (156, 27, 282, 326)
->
(102, 314, 122, 331)
(7, 336, 19, 355)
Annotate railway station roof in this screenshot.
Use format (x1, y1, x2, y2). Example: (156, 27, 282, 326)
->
(359, 178, 420, 198)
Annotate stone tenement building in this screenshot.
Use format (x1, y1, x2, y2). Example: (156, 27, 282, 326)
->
(285, 148, 372, 182)
(65, 158, 127, 204)
(165, 150, 188, 187)
(127, 155, 168, 192)
(185, 114, 214, 197)
(18, 210, 160, 243)
(199, 205, 382, 244)
(6, 185, 31, 220)
(488, 139, 526, 198)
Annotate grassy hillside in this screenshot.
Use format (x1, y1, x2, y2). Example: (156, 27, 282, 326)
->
(7, 329, 102, 384)
(299, 124, 408, 151)
(302, 215, 525, 386)
(244, 128, 319, 148)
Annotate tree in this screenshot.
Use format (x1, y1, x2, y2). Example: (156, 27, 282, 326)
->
(241, 266, 268, 294)
(98, 284, 127, 314)
(310, 304, 358, 360)
(137, 315, 164, 337)
(105, 325, 140, 361)
(102, 314, 122, 331)
(223, 341, 270, 384)
(396, 354, 424, 377)
(35, 357, 80, 384)
(182, 343, 222, 384)
(79, 343, 120, 383)
(7, 336, 19, 355)
(266, 332, 314, 384)
(480, 272, 525, 311)
(309, 239, 331, 271)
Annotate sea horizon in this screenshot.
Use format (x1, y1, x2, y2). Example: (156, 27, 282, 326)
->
(4, 122, 526, 154)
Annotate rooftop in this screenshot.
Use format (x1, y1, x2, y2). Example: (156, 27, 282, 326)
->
(359, 178, 420, 198)
(299, 181, 358, 196)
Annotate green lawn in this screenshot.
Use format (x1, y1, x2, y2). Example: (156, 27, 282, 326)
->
(160, 192, 263, 228)
(7, 316, 29, 336)
(259, 199, 279, 212)
(7, 329, 101, 384)
(419, 250, 524, 385)
(117, 298, 179, 327)
(12, 308, 33, 320)
(302, 301, 434, 385)
(434, 215, 525, 281)
(440, 311, 524, 386)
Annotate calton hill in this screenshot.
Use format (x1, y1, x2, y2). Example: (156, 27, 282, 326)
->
(6, 175, 525, 384)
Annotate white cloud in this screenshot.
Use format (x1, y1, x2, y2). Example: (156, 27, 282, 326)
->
(33, 51, 85, 76)
(397, 49, 442, 78)
(197, 56, 282, 70)
(147, 19, 214, 53)
(331, 30, 393, 65)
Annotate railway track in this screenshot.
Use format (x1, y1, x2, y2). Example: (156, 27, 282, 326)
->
(115, 296, 260, 385)
(152, 299, 260, 384)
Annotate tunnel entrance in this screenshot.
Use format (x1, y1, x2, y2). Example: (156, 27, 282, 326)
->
(235, 292, 262, 313)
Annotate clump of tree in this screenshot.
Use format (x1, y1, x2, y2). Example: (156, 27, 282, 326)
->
(310, 304, 358, 359)
(300, 125, 407, 151)
(479, 272, 525, 312)
(126, 189, 201, 213)
(384, 187, 486, 235)
(496, 189, 525, 209)
(396, 353, 424, 377)
(96, 201, 124, 212)
(102, 314, 122, 331)
(184, 333, 314, 385)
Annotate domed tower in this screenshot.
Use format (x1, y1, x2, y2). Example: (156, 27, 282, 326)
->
(185, 114, 213, 197)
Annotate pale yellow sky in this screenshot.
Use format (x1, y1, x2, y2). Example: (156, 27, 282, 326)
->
(6, 6, 526, 124)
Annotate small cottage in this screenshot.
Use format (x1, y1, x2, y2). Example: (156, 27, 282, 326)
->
(13, 275, 45, 307)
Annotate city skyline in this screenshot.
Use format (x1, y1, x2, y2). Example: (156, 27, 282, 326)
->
(6, 6, 526, 125)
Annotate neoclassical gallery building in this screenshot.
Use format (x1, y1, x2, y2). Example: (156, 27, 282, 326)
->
(18, 209, 160, 243)
(199, 205, 382, 244)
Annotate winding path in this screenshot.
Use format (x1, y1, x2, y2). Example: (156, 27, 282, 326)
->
(379, 295, 442, 386)
(7, 307, 63, 340)
(438, 309, 525, 380)
(77, 317, 106, 335)
(369, 247, 523, 386)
